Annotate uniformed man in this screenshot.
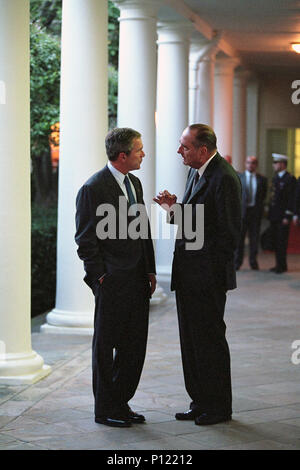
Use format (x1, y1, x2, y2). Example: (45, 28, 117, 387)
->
(268, 153, 296, 273)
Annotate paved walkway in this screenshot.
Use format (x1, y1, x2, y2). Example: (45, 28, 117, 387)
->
(1, 252, 300, 450)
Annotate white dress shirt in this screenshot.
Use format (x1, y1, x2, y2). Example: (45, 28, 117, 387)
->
(245, 170, 257, 207)
(195, 151, 217, 180)
(107, 160, 137, 202)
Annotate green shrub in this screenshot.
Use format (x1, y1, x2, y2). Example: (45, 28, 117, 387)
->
(31, 204, 57, 317)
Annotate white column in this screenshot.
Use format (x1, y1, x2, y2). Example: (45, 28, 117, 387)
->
(156, 22, 190, 279)
(41, 0, 108, 334)
(115, 1, 166, 305)
(214, 57, 239, 158)
(233, 69, 250, 172)
(246, 77, 259, 158)
(195, 50, 217, 126)
(116, 0, 158, 210)
(0, 0, 50, 383)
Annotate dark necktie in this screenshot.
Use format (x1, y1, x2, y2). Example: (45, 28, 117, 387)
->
(247, 174, 253, 204)
(124, 175, 136, 206)
(192, 171, 200, 191)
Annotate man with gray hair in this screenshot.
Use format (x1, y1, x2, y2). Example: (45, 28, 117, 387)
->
(154, 124, 242, 426)
(75, 128, 156, 427)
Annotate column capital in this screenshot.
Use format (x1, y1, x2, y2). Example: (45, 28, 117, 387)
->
(190, 34, 222, 66)
(215, 56, 240, 76)
(157, 21, 191, 45)
(234, 68, 252, 87)
(114, 0, 160, 20)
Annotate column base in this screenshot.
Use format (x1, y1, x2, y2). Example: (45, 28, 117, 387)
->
(40, 307, 94, 335)
(41, 323, 94, 336)
(150, 284, 168, 306)
(156, 265, 172, 284)
(0, 351, 51, 385)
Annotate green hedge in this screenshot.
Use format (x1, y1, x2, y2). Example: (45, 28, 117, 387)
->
(31, 204, 57, 317)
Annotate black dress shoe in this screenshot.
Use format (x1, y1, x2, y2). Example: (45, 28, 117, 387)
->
(126, 408, 145, 423)
(250, 263, 259, 270)
(175, 408, 202, 420)
(270, 266, 287, 274)
(194, 413, 231, 426)
(95, 415, 132, 428)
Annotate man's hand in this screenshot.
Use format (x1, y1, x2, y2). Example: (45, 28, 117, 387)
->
(148, 274, 157, 296)
(153, 190, 177, 210)
(293, 215, 299, 226)
(282, 218, 289, 226)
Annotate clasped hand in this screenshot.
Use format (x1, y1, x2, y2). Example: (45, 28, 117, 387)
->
(153, 190, 177, 210)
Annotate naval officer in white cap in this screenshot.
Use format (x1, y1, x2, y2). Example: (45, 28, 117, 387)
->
(268, 154, 296, 273)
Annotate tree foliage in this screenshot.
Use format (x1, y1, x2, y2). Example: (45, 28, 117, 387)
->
(30, 0, 119, 204)
(31, 0, 62, 36)
(30, 24, 60, 161)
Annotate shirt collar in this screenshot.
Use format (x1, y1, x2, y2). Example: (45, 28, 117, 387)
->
(197, 151, 217, 178)
(107, 160, 126, 184)
(278, 170, 286, 178)
(245, 170, 256, 178)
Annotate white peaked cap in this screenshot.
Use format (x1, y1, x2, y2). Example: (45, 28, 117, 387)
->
(272, 153, 288, 161)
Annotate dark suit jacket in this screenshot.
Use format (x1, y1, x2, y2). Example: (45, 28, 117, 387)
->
(171, 153, 242, 292)
(75, 165, 156, 288)
(268, 171, 296, 222)
(239, 172, 267, 219)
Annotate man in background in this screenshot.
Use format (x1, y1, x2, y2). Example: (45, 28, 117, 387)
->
(268, 153, 296, 273)
(235, 156, 267, 270)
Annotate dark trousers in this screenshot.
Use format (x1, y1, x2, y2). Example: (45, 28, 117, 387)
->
(92, 271, 150, 417)
(270, 221, 290, 270)
(235, 207, 261, 268)
(175, 285, 232, 415)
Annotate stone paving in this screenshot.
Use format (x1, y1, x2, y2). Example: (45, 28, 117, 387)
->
(1, 251, 300, 450)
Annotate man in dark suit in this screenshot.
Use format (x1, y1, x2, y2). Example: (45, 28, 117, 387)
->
(154, 124, 242, 425)
(75, 128, 156, 428)
(235, 156, 267, 270)
(268, 153, 296, 273)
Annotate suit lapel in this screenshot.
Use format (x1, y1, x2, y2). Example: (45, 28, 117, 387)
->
(187, 174, 208, 203)
(103, 165, 125, 204)
(185, 154, 221, 203)
(128, 173, 143, 204)
(182, 170, 196, 203)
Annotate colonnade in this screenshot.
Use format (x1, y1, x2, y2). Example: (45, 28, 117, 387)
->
(0, 0, 258, 382)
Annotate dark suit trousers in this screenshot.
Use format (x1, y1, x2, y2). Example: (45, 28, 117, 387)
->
(175, 284, 232, 415)
(91, 269, 150, 417)
(236, 207, 261, 267)
(270, 221, 290, 270)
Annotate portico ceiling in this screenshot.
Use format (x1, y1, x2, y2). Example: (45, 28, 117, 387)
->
(159, 0, 300, 71)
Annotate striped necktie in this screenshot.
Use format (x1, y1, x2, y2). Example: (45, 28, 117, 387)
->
(124, 175, 136, 206)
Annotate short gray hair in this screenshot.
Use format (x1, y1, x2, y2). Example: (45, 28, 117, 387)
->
(188, 124, 217, 151)
(105, 127, 141, 161)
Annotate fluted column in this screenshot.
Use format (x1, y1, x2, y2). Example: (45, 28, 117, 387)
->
(232, 69, 250, 171)
(214, 56, 239, 157)
(0, 0, 50, 383)
(156, 22, 190, 279)
(115, 0, 166, 305)
(115, 0, 158, 210)
(195, 50, 217, 126)
(41, 0, 108, 334)
(246, 77, 259, 159)
(189, 41, 218, 126)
